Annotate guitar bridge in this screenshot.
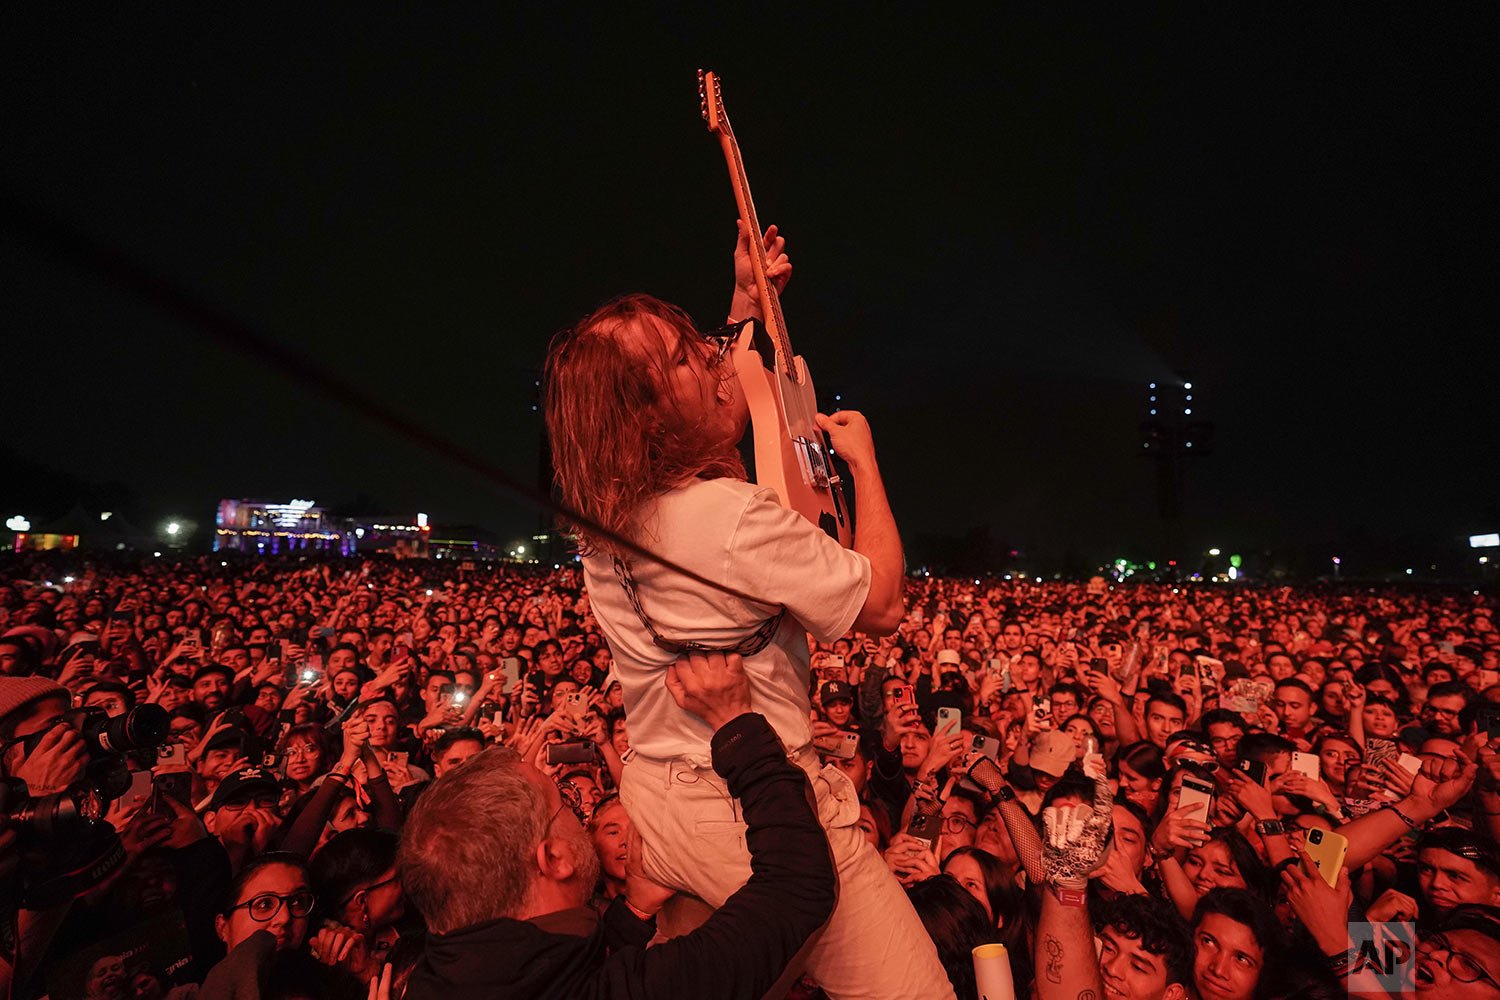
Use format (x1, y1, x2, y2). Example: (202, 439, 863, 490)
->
(794, 436, 836, 489)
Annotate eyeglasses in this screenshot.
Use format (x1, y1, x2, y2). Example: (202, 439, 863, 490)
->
(229, 891, 315, 923)
(339, 873, 399, 909)
(942, 814, 977, 834)
(283, 744, 320, 759)
(1420, 935, 1500, 988)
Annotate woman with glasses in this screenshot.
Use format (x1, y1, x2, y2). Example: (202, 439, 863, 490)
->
(278, 722, 332, 800)
(213, 852, 316, 954)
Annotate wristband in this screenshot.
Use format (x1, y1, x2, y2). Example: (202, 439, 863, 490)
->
(1254, 819, 1286, 836)
(1047, 883, 1088, 907)
(1389, 803, 1421, 829)
(326, 770, 351, 784)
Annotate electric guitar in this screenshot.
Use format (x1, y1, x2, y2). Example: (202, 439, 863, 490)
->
(698, 69, 852, 547)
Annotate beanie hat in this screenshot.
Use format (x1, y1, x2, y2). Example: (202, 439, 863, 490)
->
(0, 676, 71, 727)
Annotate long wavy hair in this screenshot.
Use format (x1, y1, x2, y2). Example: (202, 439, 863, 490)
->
(544, 293, 746, 556)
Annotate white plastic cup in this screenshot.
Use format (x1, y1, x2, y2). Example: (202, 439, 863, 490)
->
(973, 942, 1017, 1000)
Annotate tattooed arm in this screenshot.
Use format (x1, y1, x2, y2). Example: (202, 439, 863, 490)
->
(1035, 914, 1104, 1000)
(1033, 755, 1110, 1000)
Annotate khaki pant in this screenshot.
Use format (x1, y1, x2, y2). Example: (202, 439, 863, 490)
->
(621, 749, 956, 1000)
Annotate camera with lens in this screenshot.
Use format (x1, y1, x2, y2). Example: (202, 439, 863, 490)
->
(1, 705, 167, 844)
(0, 704, 168, 907)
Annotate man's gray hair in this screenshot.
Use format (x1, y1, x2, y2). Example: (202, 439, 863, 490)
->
(398, 746, 549, 934)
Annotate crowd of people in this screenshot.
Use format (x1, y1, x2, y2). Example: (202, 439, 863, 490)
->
(1, 555, 1497, 999)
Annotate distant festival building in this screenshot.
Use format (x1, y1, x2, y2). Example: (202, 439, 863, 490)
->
(213, 499, 354, 556)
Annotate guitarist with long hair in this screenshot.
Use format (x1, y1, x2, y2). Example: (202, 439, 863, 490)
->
(543, 223, 952, 999)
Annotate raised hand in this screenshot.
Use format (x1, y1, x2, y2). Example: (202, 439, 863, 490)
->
(13, 724, 89, 795)
(884, 833, 942, 887)
(1151, 804, 1211, 855)
(733, 220, 792, 303)
(1281, 863, 1353, 955)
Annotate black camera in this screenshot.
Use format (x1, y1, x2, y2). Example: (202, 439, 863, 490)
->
(69, 704, 169, 756)
(0, 776, 103, 842)
(1308, 828, 1324, 845)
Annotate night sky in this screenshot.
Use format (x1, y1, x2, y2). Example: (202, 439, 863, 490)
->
(3, 8, 1495, 573)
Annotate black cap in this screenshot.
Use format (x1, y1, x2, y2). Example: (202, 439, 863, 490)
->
(208, 765, 280, 811)
(191, 663, 234, 686)
(819, 680, 854, 704)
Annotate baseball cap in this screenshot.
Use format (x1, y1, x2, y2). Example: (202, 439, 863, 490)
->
(820, 680, 854, 705)
(1420, 828, 1500, 879)
(191, 664, 234, 686)
(1030, 730, 1078, 778)
(208, 765, 280, 811)
(935, 649, 962, 667)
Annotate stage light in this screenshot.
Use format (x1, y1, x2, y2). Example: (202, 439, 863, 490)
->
(1184, 382, 1193, 390)
(1149, 382, 1157, 389)
(166, 522, 181, 536)
(1208, 548, 1221, 556)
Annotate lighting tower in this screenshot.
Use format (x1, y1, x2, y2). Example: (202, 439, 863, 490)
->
(1139, 379, 1214, 558)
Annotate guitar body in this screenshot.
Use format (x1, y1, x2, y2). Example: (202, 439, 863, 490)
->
(730, 324, 852, 546)
(700, 67, 854, 548)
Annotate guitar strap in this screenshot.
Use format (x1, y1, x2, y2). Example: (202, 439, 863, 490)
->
(611, 556, 785, 657)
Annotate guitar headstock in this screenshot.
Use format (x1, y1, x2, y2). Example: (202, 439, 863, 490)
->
(698, 68, 732, 138)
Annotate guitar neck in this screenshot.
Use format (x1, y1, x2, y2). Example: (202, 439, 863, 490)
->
(715, 131, 799, 384)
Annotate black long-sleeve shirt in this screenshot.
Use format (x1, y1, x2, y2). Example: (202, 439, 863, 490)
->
(405, 712, 837, 1000)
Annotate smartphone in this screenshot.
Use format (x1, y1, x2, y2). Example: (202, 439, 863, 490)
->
(1290, 752, 1321, 782)
(123, 769, 154, 813)
(1483, 704, 1500, 742)
(1396, 753, 1422, 777)
(890, 684, 917, 711)
(813, 732, 860, 760)
(1179, 776, 1215, 824)
(153, 769, 193, 808)
(499, 656, 523, 688)
(1236, 759, 1268, 786)
(1364, 738, 1399, 770)
(1302, 827, 1349, 888)
(935, 707, 963, 738)
(564, 691, 589, 720)
(450, 689, 469, 708)
(1031, 695, 1052, 730)
(1179, 660, 1198, 680)
(825, 654, 846, 674)
(545, 740, 596, 766)
(905, 802, 942, 850)
(156, 743, 188, 771)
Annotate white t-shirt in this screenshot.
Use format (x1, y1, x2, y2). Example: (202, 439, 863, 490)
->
(583, 478, 871, 761)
